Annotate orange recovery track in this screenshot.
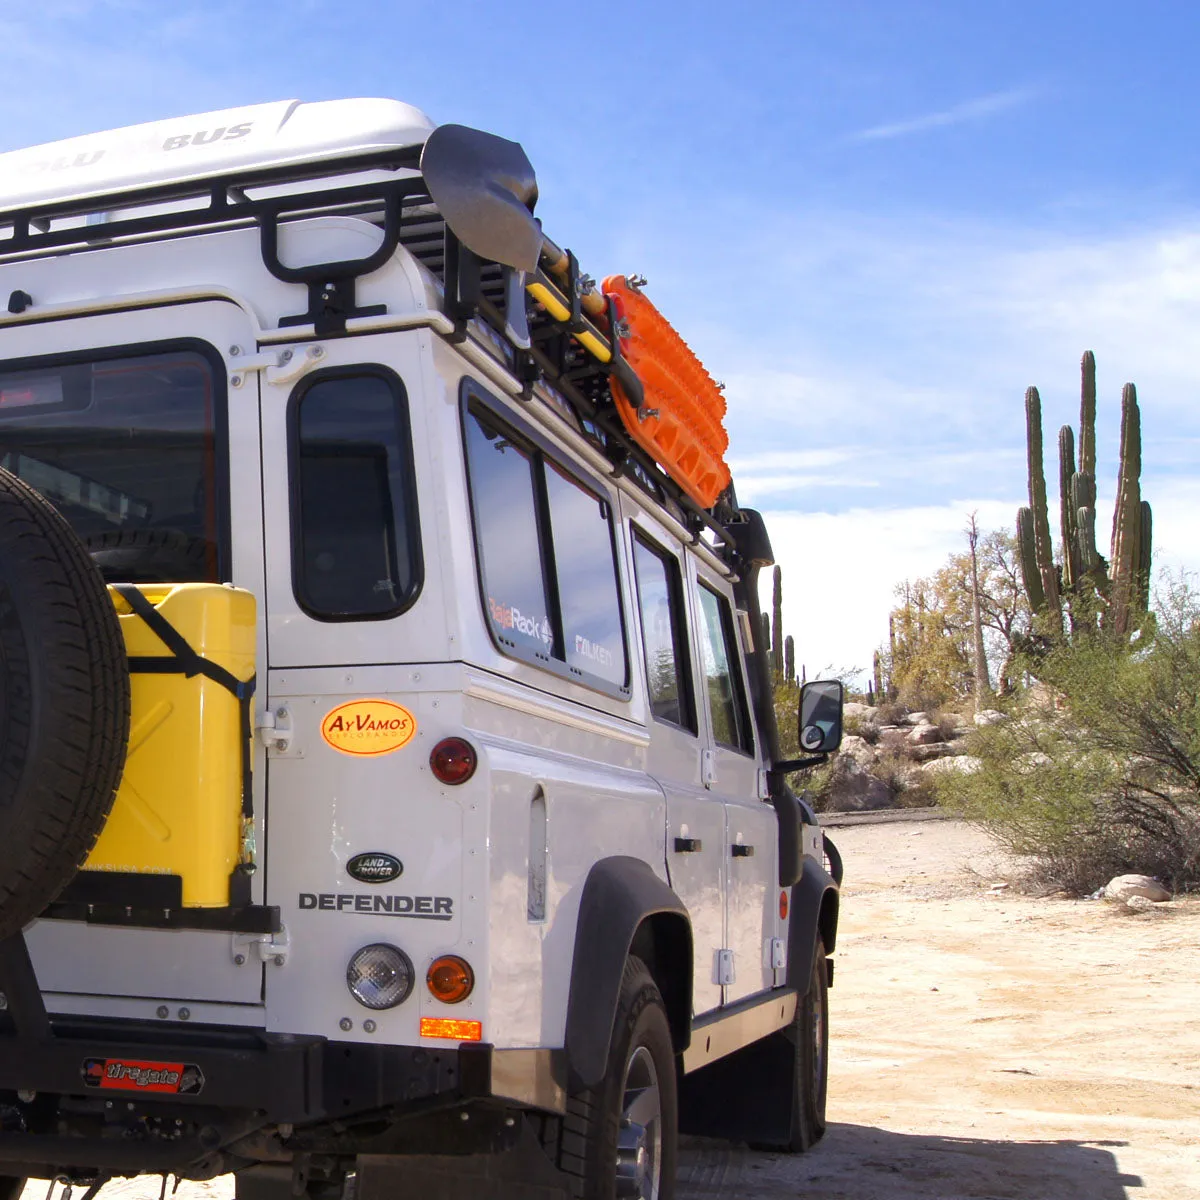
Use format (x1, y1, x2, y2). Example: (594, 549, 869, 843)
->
(603, 275, 731, 508)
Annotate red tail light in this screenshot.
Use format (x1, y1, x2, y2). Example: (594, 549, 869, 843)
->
(430, 737, 477, 785)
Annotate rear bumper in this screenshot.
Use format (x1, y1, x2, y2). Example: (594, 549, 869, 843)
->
(0, 1016, 478, 1121)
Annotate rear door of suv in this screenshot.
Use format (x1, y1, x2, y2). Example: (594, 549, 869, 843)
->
(13, 299, 270, 1019)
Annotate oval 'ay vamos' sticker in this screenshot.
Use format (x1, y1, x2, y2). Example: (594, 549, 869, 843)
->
(322, 699, 417, 757)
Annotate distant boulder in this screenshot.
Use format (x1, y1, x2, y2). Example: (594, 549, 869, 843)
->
(908, 723, 944, 746)
(921, 755, 982, 777)
(838, 735, 878, 770)
(1104, 874, 1171, 903)
(974, 709, 1007, 727)
(822, 758, 894, 812)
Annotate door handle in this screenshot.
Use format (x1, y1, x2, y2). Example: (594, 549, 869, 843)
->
(731, 843, 755, 858)
(673, 837, 703, 853)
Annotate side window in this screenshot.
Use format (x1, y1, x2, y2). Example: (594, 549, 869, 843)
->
(632, 534, 695, 732)
(291, 370, 421, 621)
(697, 582, 753, 753)
(545, 464, 626, 687)
(463, 408, 553, 655)
(463, 397, 629, 692)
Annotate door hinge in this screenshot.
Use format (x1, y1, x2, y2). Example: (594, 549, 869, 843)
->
(229, 343, 326, 388)
(701, 748, 716, 789)
(769, 937, 786, 970)
(257, 705, 294, 754)
(756, 767, 771, 801)
(715, 949, 735, 986)
(232, 924, 290, 967)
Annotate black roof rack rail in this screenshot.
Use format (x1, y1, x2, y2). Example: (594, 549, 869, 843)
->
(0, 148, 744, 566)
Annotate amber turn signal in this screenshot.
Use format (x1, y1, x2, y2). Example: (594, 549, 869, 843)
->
(779, 890, 789, 920)
(420, 1016, 482, 1042)
(430, 737, 477, 785)
(427, 955, 475, 1004)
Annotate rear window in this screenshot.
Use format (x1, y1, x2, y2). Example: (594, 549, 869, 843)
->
(463, 396, 628, 692)
(0, 345, 224, 583)
(290, 369, 421, 621)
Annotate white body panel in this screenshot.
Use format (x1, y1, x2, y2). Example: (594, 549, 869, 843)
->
(0, 108, 783, 1059)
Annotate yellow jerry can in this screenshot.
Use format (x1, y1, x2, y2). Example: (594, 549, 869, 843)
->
(84, 583, 257, 908)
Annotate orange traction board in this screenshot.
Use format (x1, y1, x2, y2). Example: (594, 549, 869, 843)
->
(603, 275, 731, 508)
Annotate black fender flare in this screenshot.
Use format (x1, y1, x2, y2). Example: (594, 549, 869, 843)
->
(786, 855, 839, 998)
(564, 856, 693, 1088)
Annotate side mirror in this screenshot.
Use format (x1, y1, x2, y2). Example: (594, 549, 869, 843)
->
(420, 123, 542, 272)
(798, 680, 843, 754)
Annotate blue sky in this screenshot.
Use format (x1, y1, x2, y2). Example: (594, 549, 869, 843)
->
(4, 1, 1199, 677)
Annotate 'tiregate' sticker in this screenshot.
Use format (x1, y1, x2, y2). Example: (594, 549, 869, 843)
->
(322, 699, 417, 757)
(82, 1057, 204, 1095)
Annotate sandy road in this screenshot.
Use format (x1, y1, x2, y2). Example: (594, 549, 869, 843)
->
(22, 817, 1200, 1200)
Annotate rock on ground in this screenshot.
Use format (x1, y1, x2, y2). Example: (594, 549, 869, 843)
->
(823, 758, 894, 812)
(843, 702, 878, 721)
(921, 754, 983, 776)
(974, 708, 1006, 726)
(837, 735, 878, 770)
(908, 723, 943, 746)
(1105, 873, 1171, 903)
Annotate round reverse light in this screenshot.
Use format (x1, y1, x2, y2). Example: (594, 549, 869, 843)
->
(427, 955, 475, 1004)
(346, 944, 414, 1011)
(430, 737, 477, 785)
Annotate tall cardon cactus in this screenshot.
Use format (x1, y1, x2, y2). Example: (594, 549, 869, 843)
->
(1016, 352, 1152, 642)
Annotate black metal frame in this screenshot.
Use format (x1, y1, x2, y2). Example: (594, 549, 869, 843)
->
(0, 147, 740, 565)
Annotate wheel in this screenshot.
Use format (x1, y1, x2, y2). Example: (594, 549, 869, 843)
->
(557, 957, 678, 1199)
(791, 941, 829, 1151)
(0, 467, 130, 938)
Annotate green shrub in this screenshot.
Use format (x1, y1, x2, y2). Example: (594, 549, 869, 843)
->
(936, 574, 1200, 894)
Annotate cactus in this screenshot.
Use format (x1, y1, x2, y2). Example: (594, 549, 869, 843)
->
(1079, 350, 1096, 478)
(1058, 425, 1080, 595)
(1017, 354, 1151, 645)
(1018, 387, 1063, 633)
(1136, 500, 1153, 617)
(1108, 384, 1143, 637)
(771, 565, 783, 678)
(784, 634, 795, 685)
(872, 649, 884, 703)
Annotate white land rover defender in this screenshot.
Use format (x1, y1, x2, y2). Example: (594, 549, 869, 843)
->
(0, 99, 843, 1200)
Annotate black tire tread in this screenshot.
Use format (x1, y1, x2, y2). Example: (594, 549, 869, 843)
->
(548, 956, 677, 1198)
(0, 468, 130, 938)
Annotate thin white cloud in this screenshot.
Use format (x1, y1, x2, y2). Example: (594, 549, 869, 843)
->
(851, 86, 1040, 142)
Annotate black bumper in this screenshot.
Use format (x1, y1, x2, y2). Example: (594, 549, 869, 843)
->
(0, 1019, 477, 1122)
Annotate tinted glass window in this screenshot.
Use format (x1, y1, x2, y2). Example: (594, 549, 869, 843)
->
(546, 464, 627, 687)
(698, 583, 752, 753)
(464, 408, 553, 655)
(0, 348, 222, 583)
(632, 536, 694, 730)
(293, 373, 420, 619)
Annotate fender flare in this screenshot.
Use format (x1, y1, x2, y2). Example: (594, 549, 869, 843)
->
(786, 855, 839, 997)
(564, 856, 692, 1088)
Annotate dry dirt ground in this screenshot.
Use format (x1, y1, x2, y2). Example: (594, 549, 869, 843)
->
(22, 815, 1200, 1200)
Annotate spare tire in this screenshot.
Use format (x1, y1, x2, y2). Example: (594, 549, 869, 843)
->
(0, 468, 130, 939)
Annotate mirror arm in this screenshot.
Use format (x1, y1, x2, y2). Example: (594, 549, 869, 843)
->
(773, 754, 829, 774)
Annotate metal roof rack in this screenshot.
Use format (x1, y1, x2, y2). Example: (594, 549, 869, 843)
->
(0, 148, 743, 566)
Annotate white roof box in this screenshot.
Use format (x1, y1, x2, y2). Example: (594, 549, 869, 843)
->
(0, 98, 435, 212)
